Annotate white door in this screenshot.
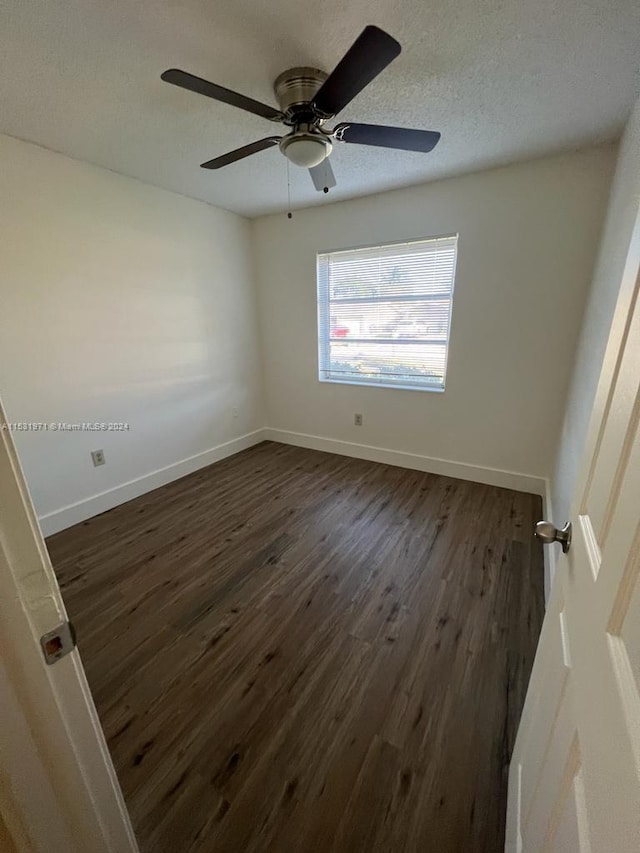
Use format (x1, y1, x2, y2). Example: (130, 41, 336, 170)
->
(0, 397, 138, 853)
(505, 204, 640, 851)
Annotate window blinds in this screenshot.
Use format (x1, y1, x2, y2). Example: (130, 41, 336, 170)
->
(317, 235, 458, 391)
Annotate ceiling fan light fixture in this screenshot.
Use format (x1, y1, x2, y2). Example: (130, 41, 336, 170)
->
(279, 133, 332, 168)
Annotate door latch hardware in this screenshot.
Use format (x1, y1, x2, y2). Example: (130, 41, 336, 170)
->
(40, 621, 76, 665)
(534, 520, 572, 554)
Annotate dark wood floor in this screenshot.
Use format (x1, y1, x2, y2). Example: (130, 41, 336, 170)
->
(47, 441, 544, 853)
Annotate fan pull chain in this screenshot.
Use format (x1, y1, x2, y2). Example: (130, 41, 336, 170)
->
(287, 159, 292, 219)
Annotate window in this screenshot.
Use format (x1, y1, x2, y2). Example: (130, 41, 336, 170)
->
(317, 234, 458, 392)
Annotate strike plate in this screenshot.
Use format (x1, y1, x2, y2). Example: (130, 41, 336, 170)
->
(40, 621, 76, 665)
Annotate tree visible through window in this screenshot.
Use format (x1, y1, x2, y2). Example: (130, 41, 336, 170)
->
(317, 235, 458, 391)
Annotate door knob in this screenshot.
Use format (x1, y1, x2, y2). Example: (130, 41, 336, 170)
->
(535, 520, 572, 553)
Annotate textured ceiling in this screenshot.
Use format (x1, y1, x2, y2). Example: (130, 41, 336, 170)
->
(1, 0, 639, 217)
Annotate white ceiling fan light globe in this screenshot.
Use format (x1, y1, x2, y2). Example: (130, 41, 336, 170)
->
(280, 134, 332, 168)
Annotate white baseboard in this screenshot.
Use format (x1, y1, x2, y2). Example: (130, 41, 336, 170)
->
(39, 425, 548, 539)
(38, 429, 267, 537)
(264, 428, 546, 496)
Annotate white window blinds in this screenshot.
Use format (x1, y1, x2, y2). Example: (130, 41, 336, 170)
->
(317, 235, 458, 391)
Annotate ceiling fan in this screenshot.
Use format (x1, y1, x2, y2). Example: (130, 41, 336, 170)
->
(161, 25, 440, 193)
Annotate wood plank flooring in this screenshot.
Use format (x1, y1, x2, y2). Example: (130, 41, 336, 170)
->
(47, 441, 545, 853)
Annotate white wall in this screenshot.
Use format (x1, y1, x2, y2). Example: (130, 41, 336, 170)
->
(0, 134, 264, 533)
(552, 98, 640, 525)
(253, 147, 615, 485)
(0, 134, 621, 536)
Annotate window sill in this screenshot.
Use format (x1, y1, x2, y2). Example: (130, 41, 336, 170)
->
(318, 378, 446, 394)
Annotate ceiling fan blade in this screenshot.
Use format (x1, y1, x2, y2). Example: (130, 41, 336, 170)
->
(201, 137, 282, 169)
(312, 26, 401, 118)
(161, 69, 284, 122)
(309, 159, 337, 193)
(334, 123, 441, 152)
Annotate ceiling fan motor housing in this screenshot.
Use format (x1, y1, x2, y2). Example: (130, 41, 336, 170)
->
(273, 67, 328, 119)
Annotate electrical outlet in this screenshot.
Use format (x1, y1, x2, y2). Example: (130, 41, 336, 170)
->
(232, 407, 239, 419)
(91, 449, 105, 467)
(354, 413, 363, 426)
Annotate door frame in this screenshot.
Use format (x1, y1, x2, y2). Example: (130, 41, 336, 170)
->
(0, 398, 138, 852)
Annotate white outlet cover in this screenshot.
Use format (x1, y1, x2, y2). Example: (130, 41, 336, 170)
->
(91, 449, 105, 466)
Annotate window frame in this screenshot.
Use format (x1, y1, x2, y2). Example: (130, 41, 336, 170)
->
(316, 233, 458, 393)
